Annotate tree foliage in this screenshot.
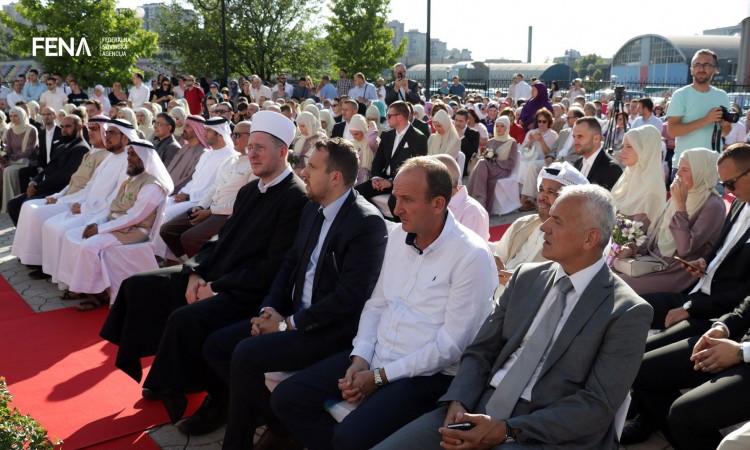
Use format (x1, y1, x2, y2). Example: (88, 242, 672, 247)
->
(326, 0, 405, 80)
(156, 0, 328, 83)
(0, 0, 158, 87)
(575, 54, 606, 79)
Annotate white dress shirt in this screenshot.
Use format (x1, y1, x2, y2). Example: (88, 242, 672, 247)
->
(44, 126, 56, 162)
(180, 145, 237, 200)
(490, 258, 606, 400)
(581, 145, 603, 178)
(258, 165, 292, 193)
(351, 212, 497, 382)
(198, 154, 255, 215)
(128, 84, 151, 108)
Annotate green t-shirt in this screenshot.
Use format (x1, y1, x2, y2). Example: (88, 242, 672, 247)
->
(667, 84, 730, 164)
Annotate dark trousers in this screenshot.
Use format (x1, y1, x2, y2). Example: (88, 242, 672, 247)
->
(142, 291, 262, 396)
(100, 266, 188, 382)
(159, 213, 228, 258)
(641, 292, 715, 352)
(271, 350, 452, 450)
(18, 166, 37, 192)
(633, 336, 750, 450)
(354, 180, 396, 217)
(203, 321, 353, 449)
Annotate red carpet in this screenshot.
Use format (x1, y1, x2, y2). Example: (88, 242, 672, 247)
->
(0, 275, 35, 321)
(489, 223, 511, 242)
(0, 286, 202, 449)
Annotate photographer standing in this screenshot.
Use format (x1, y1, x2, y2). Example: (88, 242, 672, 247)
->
(384, 63, 421, 106)
(667, 49, 731, 169)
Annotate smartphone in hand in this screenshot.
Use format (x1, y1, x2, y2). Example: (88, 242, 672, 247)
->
(673, 256, 706, 274)
(447, 422, 475, 431)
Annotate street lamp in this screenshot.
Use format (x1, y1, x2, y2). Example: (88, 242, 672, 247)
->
(195, 0, 229, 88)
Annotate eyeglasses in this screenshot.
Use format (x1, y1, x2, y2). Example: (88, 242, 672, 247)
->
(691, 62, 716, 70)
(720, 167, 750, 191)
(153, 121, 169, 127)
(231, 131, 250, 138)
(87, 125, 101, 130)
(216, 109, 231, 114)
(105, 130, 122, 137)
(537, 120, 549, 124)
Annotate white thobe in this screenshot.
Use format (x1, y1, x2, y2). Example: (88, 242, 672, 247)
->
(197, 154, 255, 215)
(55, 183, 165, 295)
(39, 152, 130, 282)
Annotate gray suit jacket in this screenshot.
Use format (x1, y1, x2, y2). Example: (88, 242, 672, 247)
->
(550, 128, 577, 163)
(440, 261, 652, 449)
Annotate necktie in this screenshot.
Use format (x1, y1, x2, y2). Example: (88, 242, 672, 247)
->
(293, 208, 325, 310)
(485, 276, 574, 419)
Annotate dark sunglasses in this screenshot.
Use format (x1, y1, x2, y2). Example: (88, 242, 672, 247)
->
(231, 131, 250, 138)
(720, 167, 750, 191)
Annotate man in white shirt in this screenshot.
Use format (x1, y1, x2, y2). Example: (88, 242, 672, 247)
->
(39, 78, 68, 112)
(128, 72, 151, 109)
(348, 72, 377, 104)
(6, 79, 27, 108)
(272, 156, 498, 450)
(249, 75, 272, 104)
(434, 154, 490, 241)
(508, 73, 532, 104)
(159, 121, 255, 259)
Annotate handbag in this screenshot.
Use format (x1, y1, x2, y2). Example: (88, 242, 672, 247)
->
(613, 251, 668, 278)
(467, 153, 481, 175)
(520, 145, 538, 161)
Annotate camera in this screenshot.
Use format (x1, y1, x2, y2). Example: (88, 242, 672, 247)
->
(397, 73, 404, 80)
(614, 85, 625, 102)
(719, 106, 740, 123)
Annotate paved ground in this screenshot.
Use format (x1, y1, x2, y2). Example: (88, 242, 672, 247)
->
(0, 210, 673, 449)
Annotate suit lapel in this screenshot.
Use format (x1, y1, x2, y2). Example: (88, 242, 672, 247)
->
(719, 201, 750, 262)
(310, 191, 356, 297)
(539, 264, 612, 378)
(391, 125, 413, 160)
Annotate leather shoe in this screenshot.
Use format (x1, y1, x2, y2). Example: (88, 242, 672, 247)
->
(255, 428, 304, 450)
(177, 395, 227, 435)
(142, 388, 165, 401)
(28, 269, 51, 280)
(161, 393, 188, 424)
(620, 413, 655, 445)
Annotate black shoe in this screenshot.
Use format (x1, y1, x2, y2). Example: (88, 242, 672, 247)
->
(177, 395, 227, 436)
(142, 388, 165, 401)
(28, 269, 51, 280)
(620, 414, 655, 445)
(161, 393, 188, 424)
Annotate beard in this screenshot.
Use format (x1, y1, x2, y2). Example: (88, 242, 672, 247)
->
(127, 165, 145, 176)
(60, 133, 76, 143)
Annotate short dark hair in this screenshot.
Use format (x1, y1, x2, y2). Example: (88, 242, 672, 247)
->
(237, 103, 249, 112)
(575, 116, 602, 135)
(279, 104, 292, 114)
(388, 101, 410, 119)
(28, 69, 39, 76)
(84, 99, 103, 111)
(397, 156, 452, 207)
(342, 98, 359, 111)
(639, 97, 654, 113)
(133, 72, 144, 80)
(455, 108, 470, 120)
(315, 137, 359, 186)
(693, 49, 718, 66)
(718, 143, 750, 169)
(535, 107, 553, 124)
(567, 107, 584, 119)
(157, 112, 176, 134)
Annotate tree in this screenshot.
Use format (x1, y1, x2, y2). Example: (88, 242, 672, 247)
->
(326, 0, 405, 80)
(575, 54, 605, 79)
(156, 0, 328, 83)
(0, 26, 23, 62)
(0, 0, 158, 87)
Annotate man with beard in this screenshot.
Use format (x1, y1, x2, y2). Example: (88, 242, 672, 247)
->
(667, 49, 731, 162)
(7, 115, 89, 225)
(34, 119, 137, 285)
(18, 106, 61, 192)
(164, 115, 209, 194)
(56, 140, 173, 311)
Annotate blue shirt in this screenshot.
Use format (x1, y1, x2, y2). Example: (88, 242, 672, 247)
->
(319, 83, 337, 101)
(22, 81, 47, 102)
(349, 82, 378, 101)
(667, 84, 730, 162)
(449, 83, 466, 98)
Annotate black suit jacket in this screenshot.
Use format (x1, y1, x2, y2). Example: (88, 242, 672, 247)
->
(411, 118, 430, 137)
(460, 127, 480, 158)
(573, 149, 622, 190)
(331, 121, 346, 138)
(687, 199, 750, 319)
(370, 125, 428, 181)
(262, 191, 387, 339)
(32, 136, 89, 197)
(384, 79, 421, 105)
(35, 125, 62, 168)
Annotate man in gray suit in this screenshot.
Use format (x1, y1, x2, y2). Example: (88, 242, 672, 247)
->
(376, 184, 653, 449)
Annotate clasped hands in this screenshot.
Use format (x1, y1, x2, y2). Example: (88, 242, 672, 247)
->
(338, 356, 380, 405)
(185, 273, 217, 304)
(690, 325, 741, 374)
(371, 177, 392, 191)
(437, 401, 509, 449)
(250, 307, 285, 336)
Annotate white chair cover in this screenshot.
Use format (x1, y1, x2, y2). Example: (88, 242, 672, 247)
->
(491, 156, 522, 215)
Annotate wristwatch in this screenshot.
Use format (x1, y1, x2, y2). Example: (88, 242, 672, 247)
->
(373, 368, 385, 388)
(739, 343, 745, 364)
(278, 319, 288, 332)
(683, 300, 692, 312)
(504, 421, 516, 442)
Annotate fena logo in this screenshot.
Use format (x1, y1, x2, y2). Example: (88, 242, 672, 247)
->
(32, 37, 91, 57)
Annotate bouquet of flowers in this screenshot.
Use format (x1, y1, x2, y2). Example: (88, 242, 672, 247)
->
(607, 215, 646, 266)
(287, 151, 300, 167)
(482, 149, 496, 162)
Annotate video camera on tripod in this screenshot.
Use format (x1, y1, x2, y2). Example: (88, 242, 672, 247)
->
(604, 85, 627, 154)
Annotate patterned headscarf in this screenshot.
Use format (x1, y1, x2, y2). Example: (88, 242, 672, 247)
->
(186, 115, 210, 149)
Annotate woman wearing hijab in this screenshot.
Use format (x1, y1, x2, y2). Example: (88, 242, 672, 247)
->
(518, 81, 554, 131)
(135, 108, 155, 141)
(614, 148, 725, 317)
(610, 124, 668, 234)
(427, 109, 461, 159)
(290, 111, 325, 175)
(117, 107, 146, 139)
(318, 109, 334, 137)
(348, 114, 379, 185)
(467, 116, 518, 211)
(1, 106, 38, 213)
(365, 104, 385, 136)
(169, 106, 188, 146)
(92, 85, 112, 115)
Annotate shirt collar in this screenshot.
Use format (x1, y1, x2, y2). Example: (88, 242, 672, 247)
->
(448, 186, 467, 215)
(258, 165, 292, 193)
(403, 210, 456, 255)
(553, 257, 605, 297)
(395, 124, 410, 140)
(584, 144, 603, 164)
(321, 188, 351, 222)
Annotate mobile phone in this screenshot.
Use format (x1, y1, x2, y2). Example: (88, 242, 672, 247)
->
(186, 210, 194, 220)
(447, 422, 475, 431)
(673, 256, 706, 274)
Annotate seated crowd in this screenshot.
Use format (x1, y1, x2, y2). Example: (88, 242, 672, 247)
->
(5, 52, 750, 449)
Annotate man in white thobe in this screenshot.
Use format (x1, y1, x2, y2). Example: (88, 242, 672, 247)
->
(153, 116, 237, 258)
(56, 140, 173, 310)
(12, 115, 120, 271)
(39, 119, 139, 285)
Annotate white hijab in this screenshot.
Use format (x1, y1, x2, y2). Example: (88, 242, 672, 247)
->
(348, 114, 374, 170)
(610, 125, 667, 226)
(135, 107, 155, 141)
(427, 109, 460, 158)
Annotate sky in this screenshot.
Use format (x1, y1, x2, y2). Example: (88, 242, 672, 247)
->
(3, 0, 748, 63)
